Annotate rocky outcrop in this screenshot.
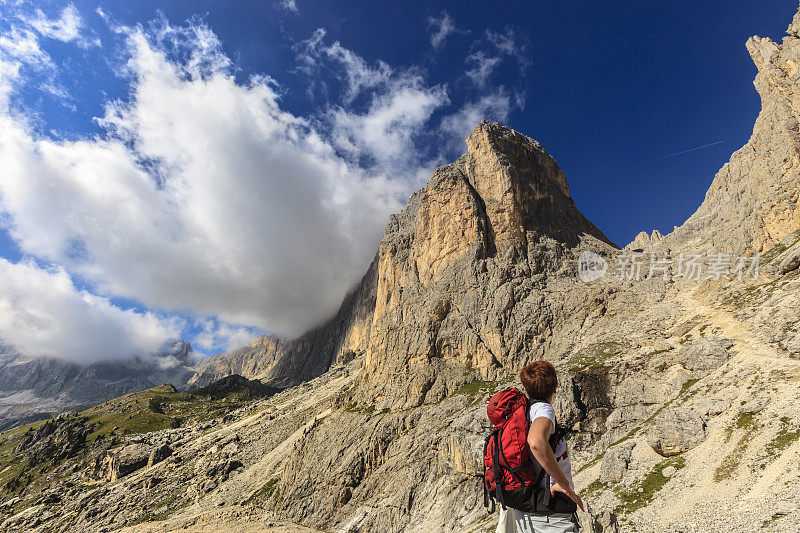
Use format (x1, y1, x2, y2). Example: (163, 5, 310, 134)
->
(353, 122, 617, 409)
(677, 337, 732, 376)
(13, 414, 92, 467)
(191, 374, 280, 400)
(778, 235, 800, 273)
(648, 13, 800, 254)
(600, 441, 635, 483)
(90, 441, 175, 483)
(647, 407, 707, 457)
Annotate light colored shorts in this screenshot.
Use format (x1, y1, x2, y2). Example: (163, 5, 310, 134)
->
(497, 508, 581, 533)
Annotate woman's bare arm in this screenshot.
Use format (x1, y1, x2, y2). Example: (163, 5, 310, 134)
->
(527, 417, 584, 511)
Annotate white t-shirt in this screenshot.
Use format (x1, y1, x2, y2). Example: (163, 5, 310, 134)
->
(529, 402, 574, 490)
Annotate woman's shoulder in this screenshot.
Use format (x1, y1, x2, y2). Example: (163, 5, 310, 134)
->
(528, 400, 555, 419)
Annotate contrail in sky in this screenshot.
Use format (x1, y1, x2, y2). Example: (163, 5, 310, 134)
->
(624, 140, 726, 168)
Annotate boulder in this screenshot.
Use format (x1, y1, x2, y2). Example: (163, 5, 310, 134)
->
(147, 444, 173, 467)
(115, 444, 151, 478)
(599, 441, 635, 483)
(677, 337, 731, 375)
(579, 505, 620, 533)
(647, 408, 707, 457)
(89, 443, 153, 482)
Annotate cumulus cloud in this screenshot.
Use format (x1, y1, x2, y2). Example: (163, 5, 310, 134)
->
(0, 5, 531, 363)
(0, 259, 182, 362)
(427, 11, 457, 49)
(0, 17, 406, 345)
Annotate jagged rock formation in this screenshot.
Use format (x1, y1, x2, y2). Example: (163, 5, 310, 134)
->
(635, 11, 800, 254)
(192, 374, 281, 401)
(0, 340, 197, 431)
(353, 122, 616, 409)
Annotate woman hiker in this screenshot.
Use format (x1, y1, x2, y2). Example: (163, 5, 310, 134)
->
(496, 361, 584, 533)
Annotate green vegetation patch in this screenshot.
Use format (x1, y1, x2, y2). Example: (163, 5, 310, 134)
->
(762, 230, 800, 264)
(126, 492, 189, 526)
(342, 401, 377, 414)
(615, 456, 685, 514)
(714, 412, 760, 482)
(243, 477, 281, 506)
(568, 341, 626, 373)
(83, 385, 248, 443)
(0, 382, 265, 502)
(584, 478, 608, 498)
(765, 417, 800, 457)
(454, 380, 499, 406)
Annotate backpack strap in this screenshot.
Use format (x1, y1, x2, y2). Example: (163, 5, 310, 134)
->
(483, 431, 496, 513)
(492, 427, 506, 511)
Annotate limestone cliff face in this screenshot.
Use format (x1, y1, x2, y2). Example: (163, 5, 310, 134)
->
(356, 121, 616, 409)
(661, 13, 800, 253)
(191, 122, 614, 397)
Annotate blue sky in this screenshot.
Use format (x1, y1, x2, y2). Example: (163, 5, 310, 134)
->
(0, 0, 796, 362)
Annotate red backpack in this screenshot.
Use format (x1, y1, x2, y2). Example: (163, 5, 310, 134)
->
(482, 387, 548, 513)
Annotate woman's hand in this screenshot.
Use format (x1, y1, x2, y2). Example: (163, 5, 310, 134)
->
(551, 482, 585, 512)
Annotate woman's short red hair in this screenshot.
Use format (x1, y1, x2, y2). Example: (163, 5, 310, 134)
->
(520, 360, 558, 401)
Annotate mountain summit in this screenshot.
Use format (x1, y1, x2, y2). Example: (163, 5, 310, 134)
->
(191, 121, 615, 402)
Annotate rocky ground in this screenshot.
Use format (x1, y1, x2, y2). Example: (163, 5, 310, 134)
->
(1, 260, 798, 532)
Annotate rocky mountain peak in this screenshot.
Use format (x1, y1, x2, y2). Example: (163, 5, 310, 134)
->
(460, 121, 613, 250)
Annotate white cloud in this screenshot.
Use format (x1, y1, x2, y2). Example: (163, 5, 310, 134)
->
(279, 0, 299, 13)
(428, 11, 457, 49)
(486, 30, 515, 56)
(194, 320, 262, 353)
(463, 29, 529, 89)
(296, 29, 449, 180)
(465, 50, 501, 87)
(440, 90, 512, 142)
(0, 8, 527, 364)
(0, 258, 182, 362)
(26, 4, 81, 41)
(0, 18, 403, 341)
(24, 4, 99, 48)
(327, 80, 449, 169)
(294, 28, 393, 103)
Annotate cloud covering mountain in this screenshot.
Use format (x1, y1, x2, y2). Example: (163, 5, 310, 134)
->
(0, 2, 524, 361)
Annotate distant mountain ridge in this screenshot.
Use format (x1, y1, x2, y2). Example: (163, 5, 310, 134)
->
(0, 340, 197, 431)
